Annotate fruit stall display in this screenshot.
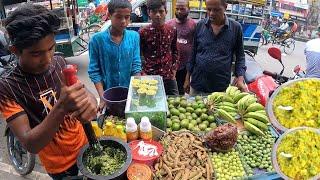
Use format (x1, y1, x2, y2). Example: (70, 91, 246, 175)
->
(90, 77, 320, 179)
(125, 75, 168, 130)
(267, 78, 320, 131)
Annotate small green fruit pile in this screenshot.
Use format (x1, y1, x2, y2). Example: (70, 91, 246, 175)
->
(167, 96, 216, 133)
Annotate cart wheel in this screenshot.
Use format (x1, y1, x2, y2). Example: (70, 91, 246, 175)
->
(283, 38, 295, 55)
(87, 24, 102, 39)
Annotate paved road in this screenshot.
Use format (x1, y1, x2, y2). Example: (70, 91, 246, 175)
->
(0, 40, 307, 179)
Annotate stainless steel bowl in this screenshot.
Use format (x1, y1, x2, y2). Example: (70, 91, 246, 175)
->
(266, 78, 320, 132)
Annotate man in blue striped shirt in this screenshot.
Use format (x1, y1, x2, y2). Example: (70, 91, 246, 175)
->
(88, 0, 142, 112)
(305, 27, 320, 78)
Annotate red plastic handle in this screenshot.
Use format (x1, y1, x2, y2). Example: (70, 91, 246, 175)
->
(62, 65, 78, 86)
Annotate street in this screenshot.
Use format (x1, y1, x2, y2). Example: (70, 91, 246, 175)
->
(0, 40, 307, 179)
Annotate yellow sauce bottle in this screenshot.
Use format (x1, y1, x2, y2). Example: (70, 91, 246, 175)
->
(91, 121, 103, 137)
(103, 121, 115, 137)
(139, 117, 152, 141)
(126, 117, 139, 142)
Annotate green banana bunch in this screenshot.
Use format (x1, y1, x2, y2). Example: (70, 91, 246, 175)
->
(244, 121, 265, 136)
(208, 92, 225, 104)
(246, 103, 265, 113)
(217, 109, 236, 123)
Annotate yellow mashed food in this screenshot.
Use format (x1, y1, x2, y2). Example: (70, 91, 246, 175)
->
(277, 129, 320, 179)
(273, 79, 320, 128)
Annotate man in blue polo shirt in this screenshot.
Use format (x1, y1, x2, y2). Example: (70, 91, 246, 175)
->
(185, 0, 246, 94)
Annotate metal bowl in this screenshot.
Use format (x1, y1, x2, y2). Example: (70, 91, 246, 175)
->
(266, 78, 320, 133)
(77, 137, 132, 180)
(272, 127, 320, 180)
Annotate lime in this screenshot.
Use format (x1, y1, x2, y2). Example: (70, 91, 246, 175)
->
(170, 108, 180, 116)
(192, 102, 199, 109)
(188, 123, 195, 130)
(185, 112, 191, 117)
(172, 119, 180, 124)
(172, 123, 180, 131)
(195, 108, 202, 116)
(199, 123, 207, 131)
(200, 114, 208, 121)
(168, 104, 175, 109)
(166, 128, 172, 132)
(191, 113, 198, 119)
(180, 100, 188, 108)
(178, 107, 186, 113)
(202, 120, 209, 126)
(210, 123, 217, 128)
(167, 119, 172, 127)
(171, 116, 179, 120)
(179, 114, 186, 120)
(180, 119, 189, 128)
(198, 103, 206, 109)
(208, 115, 215, 123)
(190, 120, 197, 125)
(187, 116, 193, 120)
(205, 128, 212, 132)
(193, 127, 201, 133)
(196, 118, 202, 124)
(195, 95, 202, 101)
(201, 108, 208, 114)
(186, 107, 194, 113)
(168, 100, 175, 105)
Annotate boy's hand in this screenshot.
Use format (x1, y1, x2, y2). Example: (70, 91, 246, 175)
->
(58, 81, 88, 113)
(72, 94, 98, 124)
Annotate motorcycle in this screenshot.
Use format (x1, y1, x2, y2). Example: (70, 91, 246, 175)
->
(1, 54, 36, 175)
(244, 47, 304, 106)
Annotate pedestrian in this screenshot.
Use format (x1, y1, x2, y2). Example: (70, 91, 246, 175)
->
(185, 0, 246, 95)
(88, 0, 142, 112)
(166, 0, 196, 95)
(0, 3, 97, 179)
(305, 27, 320, 78)
(139, 0, 179, 95)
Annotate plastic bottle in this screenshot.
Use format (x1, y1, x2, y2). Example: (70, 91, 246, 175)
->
(126, 117, 139, 142)
(139, 117, 153, 141)
(103, 121, 115, 137)
(115, 125, 127, 142)
(91, 121, 103, 137)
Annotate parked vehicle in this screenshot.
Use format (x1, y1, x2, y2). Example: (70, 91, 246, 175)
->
(244, 47, 304, 106)
(1, 54, 36, 176)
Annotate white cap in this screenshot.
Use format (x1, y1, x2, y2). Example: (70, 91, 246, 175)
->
(126, 117, 137, 132)
(140, 117, 151, 132)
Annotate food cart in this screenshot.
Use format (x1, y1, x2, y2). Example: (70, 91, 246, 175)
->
(82, 74, 320, 180)
(0, 0, 88, 57)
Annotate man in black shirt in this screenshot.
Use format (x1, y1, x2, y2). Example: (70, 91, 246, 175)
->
(185, 0, 246, 94)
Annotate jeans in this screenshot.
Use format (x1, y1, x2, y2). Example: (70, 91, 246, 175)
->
(48, 163, 79, 180)
(163, 79, 179, 95)
(175, 68, 187, 95)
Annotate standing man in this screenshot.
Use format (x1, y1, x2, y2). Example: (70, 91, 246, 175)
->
(140, 0, 179, 95)
(185, 0, 246, 94)
(167, 0, 196, 95)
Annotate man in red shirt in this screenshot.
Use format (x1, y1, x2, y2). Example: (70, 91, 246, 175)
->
(167, 0, 196, 95)
(139, 0, 179, 95)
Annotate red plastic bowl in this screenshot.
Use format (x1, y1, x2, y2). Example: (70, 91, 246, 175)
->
(129, 140, 163, 167)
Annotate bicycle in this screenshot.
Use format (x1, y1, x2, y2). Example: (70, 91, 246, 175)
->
(259, 29, 296, 55)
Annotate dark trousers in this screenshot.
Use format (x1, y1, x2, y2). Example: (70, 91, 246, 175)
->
(175, 68, 187, 95)
(48, 163, 79, 180)
(163, 79, 179, 95)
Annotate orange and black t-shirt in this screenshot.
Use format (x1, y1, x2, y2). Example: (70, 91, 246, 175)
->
(0, 56, 87, 174)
